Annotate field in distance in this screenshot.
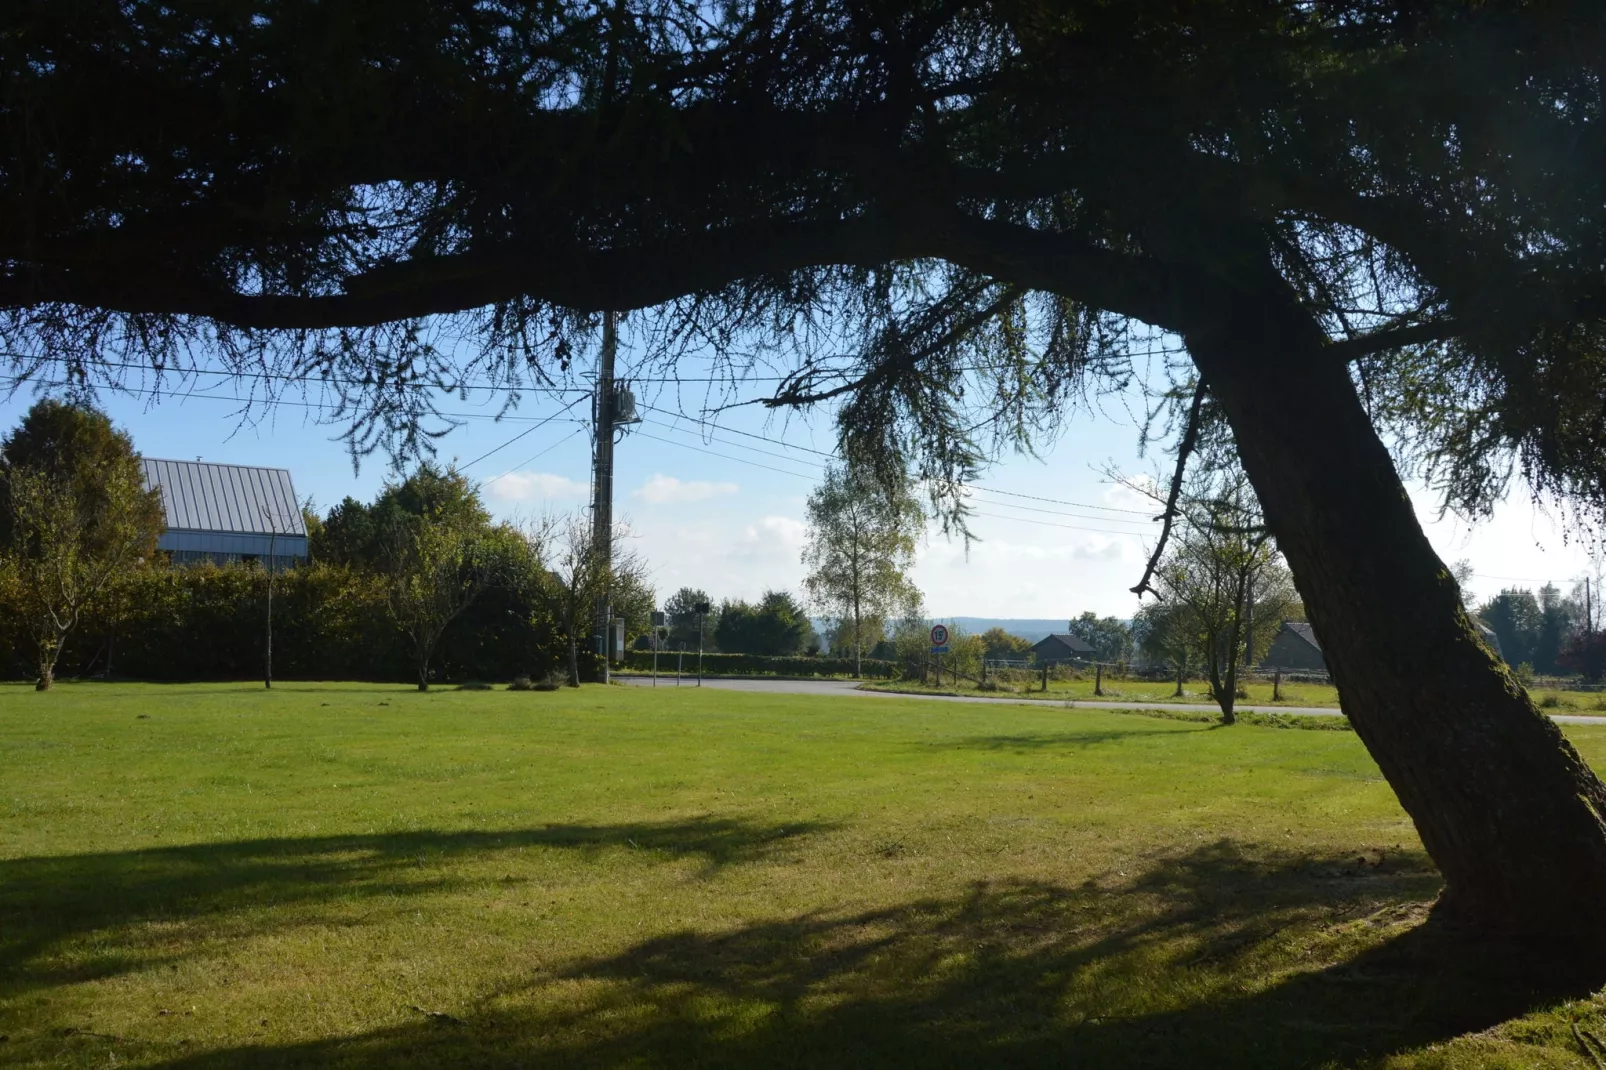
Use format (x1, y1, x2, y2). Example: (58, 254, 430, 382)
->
(4, 682, 1606, 1068)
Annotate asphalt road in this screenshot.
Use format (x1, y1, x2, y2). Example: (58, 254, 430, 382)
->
(616, 674, 1606, 726)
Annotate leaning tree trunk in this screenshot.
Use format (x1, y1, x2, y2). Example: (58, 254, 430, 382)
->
(1184, 272, 1606, 941)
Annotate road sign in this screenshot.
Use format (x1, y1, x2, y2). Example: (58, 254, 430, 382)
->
(929, 623, 949, 648)
(650, 611, 666, 627)
(930, 645, 950, 655)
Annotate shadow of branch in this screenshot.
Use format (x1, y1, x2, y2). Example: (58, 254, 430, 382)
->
(0, 816, 830, 998)
(140, 840, 1592, 1069)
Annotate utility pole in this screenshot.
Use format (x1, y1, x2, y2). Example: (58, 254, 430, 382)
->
(591, 312, 619, 684)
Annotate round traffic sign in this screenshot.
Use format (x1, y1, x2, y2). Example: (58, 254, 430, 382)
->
(929, 624, 950, 646)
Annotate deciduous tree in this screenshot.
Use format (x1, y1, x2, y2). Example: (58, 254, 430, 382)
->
(715, 591, 812, 657)
(802, 464, 924, 677)
(386, 512, 485, 691)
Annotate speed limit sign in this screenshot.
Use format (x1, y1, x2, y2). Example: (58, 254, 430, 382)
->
(929, 624, 950, 652)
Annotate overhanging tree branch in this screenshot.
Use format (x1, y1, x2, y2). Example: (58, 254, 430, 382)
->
(1130, 381, 1208, 599)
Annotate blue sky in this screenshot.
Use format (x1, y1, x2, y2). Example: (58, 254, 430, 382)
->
(2, 343, 1597, 619)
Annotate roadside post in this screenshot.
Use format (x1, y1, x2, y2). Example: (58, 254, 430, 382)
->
(651, 611, 666, 686)
(929, 623, 950, 686)
(677, 643, 684, 686)
(1094, 662, 1103, 696)
(695, 601, 710, 687)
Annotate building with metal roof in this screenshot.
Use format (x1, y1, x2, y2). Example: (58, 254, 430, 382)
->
(140, 458, 308, 569)
(1030, 632, 1097, 666)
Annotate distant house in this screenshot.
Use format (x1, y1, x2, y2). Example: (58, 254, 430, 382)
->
(1260, 622, 1326, 672)
(1030, 633, 1096, 666)
(1259, 618, 1504, 672)
(141, 458, 308, 570)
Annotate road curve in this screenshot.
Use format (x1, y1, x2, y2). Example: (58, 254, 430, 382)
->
(615, 674, 1606, 726)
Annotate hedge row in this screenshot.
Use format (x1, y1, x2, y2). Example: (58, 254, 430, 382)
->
(0, 562, 569, 684)
(620, 651, 897, 678)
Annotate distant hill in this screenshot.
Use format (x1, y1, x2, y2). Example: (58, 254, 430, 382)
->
(936, 618, 1075, 644)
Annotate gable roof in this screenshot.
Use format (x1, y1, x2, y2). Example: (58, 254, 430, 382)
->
(1031, 633, 1096, 656)
(1283, 621, 1321, 651)
(141, 458, 307, 537)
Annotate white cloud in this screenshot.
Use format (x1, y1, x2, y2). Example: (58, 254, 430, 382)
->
(1102, 474, 1160, 514)
(484, 470, 590, 502)
(633, 473, 739, 504)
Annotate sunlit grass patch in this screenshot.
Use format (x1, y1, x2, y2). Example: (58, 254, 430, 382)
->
(2, 682, 1606, 1067)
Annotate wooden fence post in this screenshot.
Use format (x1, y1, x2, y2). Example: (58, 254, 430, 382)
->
(1094, 662, 1103, 697)
(1042, 663, 1049, 692)
(1273, 668, 1282, 702)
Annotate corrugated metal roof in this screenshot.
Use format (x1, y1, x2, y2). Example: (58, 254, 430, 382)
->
(140, 458, 307, 537)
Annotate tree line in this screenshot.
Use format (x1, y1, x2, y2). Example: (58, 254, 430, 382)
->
(1477, 578, 1605, 682)
(0, 401, 656, 689)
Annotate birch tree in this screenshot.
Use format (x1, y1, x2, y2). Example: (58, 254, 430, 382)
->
(802, 464, 924, 677)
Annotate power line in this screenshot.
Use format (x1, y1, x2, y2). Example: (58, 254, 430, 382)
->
(630, 429, 822, 480)
(0, 373, 594, 427)
(459, 395, 588, 471)
(968, 509, 1155, 537)
(640, 402, 1156, 515)
(480, 427, 590, 489)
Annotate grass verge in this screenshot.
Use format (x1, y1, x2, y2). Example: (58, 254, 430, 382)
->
(3, 681, 1606, 1067)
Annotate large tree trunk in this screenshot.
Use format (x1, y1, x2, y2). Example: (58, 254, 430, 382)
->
(1183, 272, 1606, 940)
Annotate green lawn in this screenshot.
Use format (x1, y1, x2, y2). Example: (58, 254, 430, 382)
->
(867, 674, 1606, 715)
(865, 674, 1348, 706)
(4, 682, 1606, 1068)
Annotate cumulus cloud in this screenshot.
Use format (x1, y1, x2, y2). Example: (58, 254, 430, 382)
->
(633, 473, 739, 504)
(484, 471, 590, 502)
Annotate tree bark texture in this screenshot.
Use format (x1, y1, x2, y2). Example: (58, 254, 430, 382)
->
(1184, 276, 1606, 938)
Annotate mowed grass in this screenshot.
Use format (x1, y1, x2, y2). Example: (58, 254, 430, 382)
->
(865, 675, 1347, 706)
(868, 675, 1606, 715)
(5, 684, 1606, 1068)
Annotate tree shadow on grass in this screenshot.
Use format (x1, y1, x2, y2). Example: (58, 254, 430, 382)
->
(933, 727, 1186, 751)
(0, 816, 829, 1000)
(138, 839, 1604, 1069)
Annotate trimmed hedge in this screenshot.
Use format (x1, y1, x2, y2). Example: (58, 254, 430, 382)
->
(621, 651, 897, 678)
(0, 561, 570, 685)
